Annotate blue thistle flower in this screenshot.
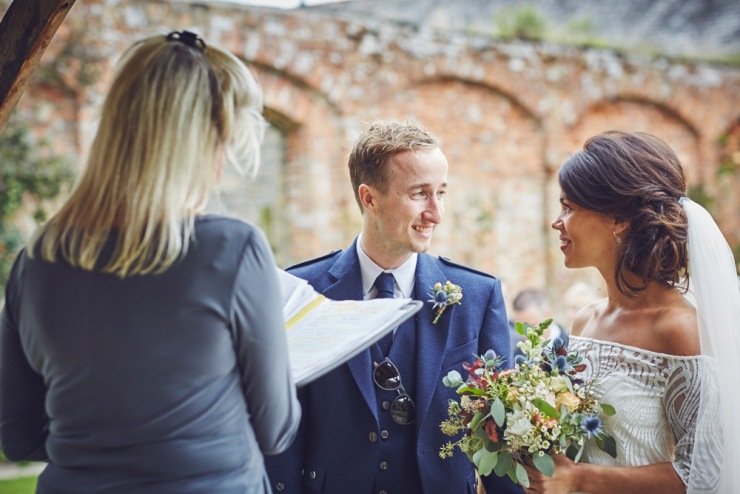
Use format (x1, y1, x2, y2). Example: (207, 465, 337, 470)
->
(434, 290, 448, 304)
(514, 354, 527, 366)
(582, 415, 603, 438)
(554, 355, 571, 373)
(552, 337, 567, 354)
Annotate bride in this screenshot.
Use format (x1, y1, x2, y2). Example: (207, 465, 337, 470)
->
(526, 130, 739, 493)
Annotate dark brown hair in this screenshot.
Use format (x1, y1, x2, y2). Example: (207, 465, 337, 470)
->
(348, 120, 440, 211)
(559, 130, 688, 296)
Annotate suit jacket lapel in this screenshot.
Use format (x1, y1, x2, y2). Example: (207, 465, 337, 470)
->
(322, 240, 378, 420)
(414, 254, 454, 428)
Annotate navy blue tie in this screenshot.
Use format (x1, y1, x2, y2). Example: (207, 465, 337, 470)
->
(374, 272, 396, 299)
(374, 272, 395, 354)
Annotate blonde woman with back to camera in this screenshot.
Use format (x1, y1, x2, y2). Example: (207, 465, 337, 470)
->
(526, 130, 739, 493)
(0, 31, 300, 493)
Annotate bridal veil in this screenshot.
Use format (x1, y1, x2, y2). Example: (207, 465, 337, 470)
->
(681, 198, 740, 494)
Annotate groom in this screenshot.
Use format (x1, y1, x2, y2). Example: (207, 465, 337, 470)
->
(266, 121, 520, 494)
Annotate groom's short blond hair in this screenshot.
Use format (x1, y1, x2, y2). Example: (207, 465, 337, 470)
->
(348, 120, 440, 212)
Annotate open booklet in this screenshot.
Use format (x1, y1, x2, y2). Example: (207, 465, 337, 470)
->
(277, 268, 423, 387)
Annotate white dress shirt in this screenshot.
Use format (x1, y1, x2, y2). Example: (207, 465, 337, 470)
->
(356, 234, 417, 301)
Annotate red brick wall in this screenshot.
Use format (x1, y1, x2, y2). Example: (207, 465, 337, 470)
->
(7, 0, 739, 323)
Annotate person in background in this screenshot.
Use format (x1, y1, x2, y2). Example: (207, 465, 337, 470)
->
(527, 130, 740, 493)
(266, 120, 520, 494)
(0, 31, 300, 493)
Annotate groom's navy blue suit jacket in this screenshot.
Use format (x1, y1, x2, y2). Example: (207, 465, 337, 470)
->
(266, 240, 522, 494)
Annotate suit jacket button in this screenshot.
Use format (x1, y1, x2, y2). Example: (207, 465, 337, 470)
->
(308, 470, 317, 480)
(381, 400, 391, 410)
(379, 460, 389, 471)
(275, 482, 285, 492)
(368, 431, 378, 442)
(380, 429, 389, 439)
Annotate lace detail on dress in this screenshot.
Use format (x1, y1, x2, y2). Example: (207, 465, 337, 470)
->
(570, 336, 719, 488)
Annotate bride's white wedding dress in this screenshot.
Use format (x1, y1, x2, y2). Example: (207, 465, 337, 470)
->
(570, 335, 721, 491)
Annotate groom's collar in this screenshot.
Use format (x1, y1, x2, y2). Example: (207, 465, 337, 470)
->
(356, 234, 417, 299)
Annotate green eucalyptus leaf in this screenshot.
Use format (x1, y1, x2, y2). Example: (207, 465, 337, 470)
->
(473, 449, 498, 476)
(493, 451, 513, 478)
(442, 370, 464, 387)
(600, 403, 616, 416)
(532, 452, 555, 477)
(515, 462, 530, 488)
(492, 398, 506, 426)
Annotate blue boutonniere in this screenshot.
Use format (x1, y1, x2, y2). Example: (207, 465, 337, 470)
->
(428, 281, 463, 325)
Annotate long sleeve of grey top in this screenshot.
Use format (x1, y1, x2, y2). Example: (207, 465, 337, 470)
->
(230, 226, 301, 455)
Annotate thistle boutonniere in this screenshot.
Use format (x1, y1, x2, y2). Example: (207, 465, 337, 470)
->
(428, 281, 463, 325)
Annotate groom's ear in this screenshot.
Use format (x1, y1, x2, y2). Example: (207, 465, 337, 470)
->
(358, 184, 375, 211)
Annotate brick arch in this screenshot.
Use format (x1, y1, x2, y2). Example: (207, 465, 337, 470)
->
(249, 64, 342, 126)
(416, 75, 543, 127)
(564, 98, 701, 183)
(234, 64, 351, 265)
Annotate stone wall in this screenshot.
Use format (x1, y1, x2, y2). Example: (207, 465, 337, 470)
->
(5, 0, 739, 323)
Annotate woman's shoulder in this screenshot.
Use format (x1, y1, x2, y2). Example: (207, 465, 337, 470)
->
(572, 293, 699, 357)
(193, 215, 271, 258)
(195, 214, 263, 240)
(652, 299, 699, 357)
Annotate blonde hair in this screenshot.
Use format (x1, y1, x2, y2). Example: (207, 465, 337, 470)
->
(32, 33, 265, 277)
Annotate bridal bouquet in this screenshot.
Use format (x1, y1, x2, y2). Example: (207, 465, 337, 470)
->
(439, 319, 616, 487)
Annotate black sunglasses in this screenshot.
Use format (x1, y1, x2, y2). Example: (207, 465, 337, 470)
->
(373, 358, 416, 425)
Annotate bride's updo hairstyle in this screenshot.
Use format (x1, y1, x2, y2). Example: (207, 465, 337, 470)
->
(559, 130, 689, 296)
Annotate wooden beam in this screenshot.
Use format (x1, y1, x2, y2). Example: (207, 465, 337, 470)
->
(0, 0, 76, 130)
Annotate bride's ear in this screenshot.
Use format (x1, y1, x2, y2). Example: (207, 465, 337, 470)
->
(612, 219, 629, 236)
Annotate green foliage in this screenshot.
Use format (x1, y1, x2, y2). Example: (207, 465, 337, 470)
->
(495, 6, 547, 41)
(0, 119, 73, 296)
(566, 18, 595, 39)
(0, 476, 38, 494)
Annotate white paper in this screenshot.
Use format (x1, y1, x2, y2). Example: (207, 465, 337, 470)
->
(276, 269, 423, 387)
